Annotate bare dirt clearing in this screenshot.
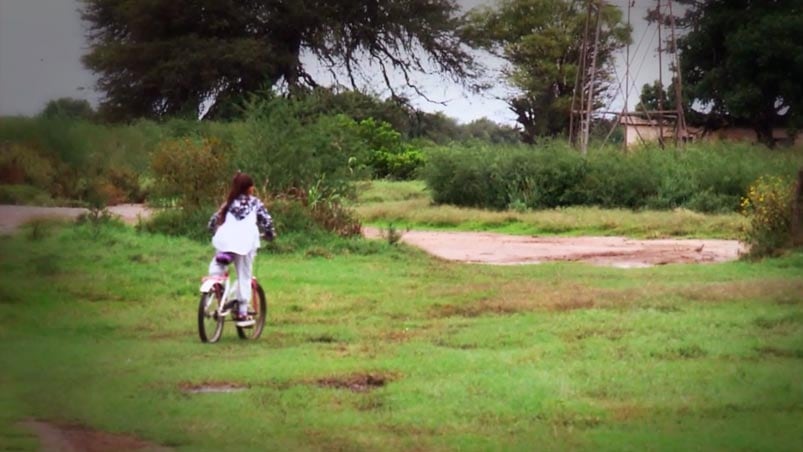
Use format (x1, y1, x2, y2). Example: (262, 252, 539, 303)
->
(362, 227, 745, 268)
(0, 205, 745, 267)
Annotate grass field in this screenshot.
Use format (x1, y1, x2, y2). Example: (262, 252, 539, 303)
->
(0, 213, 801, 451)
(354, 180, 747, 239)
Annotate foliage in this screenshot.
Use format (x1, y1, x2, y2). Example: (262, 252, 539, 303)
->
(636, 81, 676, 113)
(357, 118, 425, 180)
(234, 95, 367, 197)
(741, 176, 795, 257)
(464, 0, 629, 142)
(678, 0, 803, 146)
(81, 0, 478, 121)
(0, 143, 56, 189)
(150, 138, 230, 210)
(423, 141, 803, 212)
(137, 207, 215, 242)
(0, 185, 54, 206)
(39, 97, 95, 120)
(461, 118, 521, 144)
(0, 116, 162, 204)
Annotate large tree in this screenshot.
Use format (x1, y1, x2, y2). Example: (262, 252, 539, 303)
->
(81, 0, 479, 121)
(674, 0, 803, 146)
(464, 0, 629, 142)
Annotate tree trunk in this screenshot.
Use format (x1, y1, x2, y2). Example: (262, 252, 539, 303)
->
(792, 169, 803, 246)
(754, 104, 776, 148)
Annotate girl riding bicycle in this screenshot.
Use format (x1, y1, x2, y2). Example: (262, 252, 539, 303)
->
(207, 172, 275, 325)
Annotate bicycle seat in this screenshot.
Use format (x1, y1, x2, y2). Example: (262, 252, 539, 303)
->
(215, 251, 235, 265)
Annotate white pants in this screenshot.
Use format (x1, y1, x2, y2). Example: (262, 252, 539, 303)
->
(208, 249, 256, 313)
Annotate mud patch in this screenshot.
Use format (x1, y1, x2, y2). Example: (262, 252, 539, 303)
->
(179, 381, 249, 394)
(315, 373, 392, 393)
(20, 420, 171, 452)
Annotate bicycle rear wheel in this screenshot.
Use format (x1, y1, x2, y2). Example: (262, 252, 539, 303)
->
(236, 282, 266, 340)
(198, 286, 224, 343)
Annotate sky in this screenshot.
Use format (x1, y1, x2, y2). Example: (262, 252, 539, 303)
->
(0, 0, 671, 124)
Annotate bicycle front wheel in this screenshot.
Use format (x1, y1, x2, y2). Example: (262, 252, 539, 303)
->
(198, 286, 224, 343)
(236, 282, 267, 340)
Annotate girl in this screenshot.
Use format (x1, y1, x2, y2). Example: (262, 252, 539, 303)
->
(207, 172, 275, 325)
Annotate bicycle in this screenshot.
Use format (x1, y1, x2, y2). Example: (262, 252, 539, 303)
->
(198, 251, 267, 343)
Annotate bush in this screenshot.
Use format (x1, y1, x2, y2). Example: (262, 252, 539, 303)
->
(138, 207, 215, 242)
(150, 138, 230, 209)
(0, 184, 54, 205)
(423, 141, 803, 213)
(0, 117, 162, 204)
(357, 118, 425, 180)
(741, 176, 795, 257)
(234, 95, 367, 197)
(0, 143, 56, 189)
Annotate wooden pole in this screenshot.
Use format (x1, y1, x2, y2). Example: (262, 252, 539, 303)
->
(668, 0, 687, 146)
(582, 1, 603, 155)
(572, 0, 594, 148)
(656, 0, 665, 148)
(624, 0, 632, 151)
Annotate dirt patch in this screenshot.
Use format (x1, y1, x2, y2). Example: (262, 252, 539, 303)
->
(20, 420, 170, 452)
(0, 204, 152, 235)
(363, 227, 746, 268)
(179, 381, 249, 394)
(315, 373, 391, 392)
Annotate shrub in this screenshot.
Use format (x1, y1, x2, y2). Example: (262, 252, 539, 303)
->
(138, 206, 217, 242)
(741, 176, 795, 257)
(234, 95, 367, 197)
(150, 138, 230, 209)
(357, 118, 425, 180)
(0, 185, 53, 205)
(0, 143, 55, 189)
(424, 141, 803, 213)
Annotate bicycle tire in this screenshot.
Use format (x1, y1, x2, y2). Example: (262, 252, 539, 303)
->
(236, 282, 267, 340)
(198, 285, 224, 343)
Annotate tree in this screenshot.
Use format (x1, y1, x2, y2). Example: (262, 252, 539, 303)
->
(39, 98, 95, 120)
(635, 80, 681, 113)
(81, 0, 478, 121)
(676, 0, 803, 146)
(461, 118, 521, 144)
(464, 0, 629, 143)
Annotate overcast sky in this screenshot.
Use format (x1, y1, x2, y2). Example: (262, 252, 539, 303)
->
(0, 0, 668, 124)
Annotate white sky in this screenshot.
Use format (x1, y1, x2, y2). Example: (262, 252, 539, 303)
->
(0, 0, 671, 124)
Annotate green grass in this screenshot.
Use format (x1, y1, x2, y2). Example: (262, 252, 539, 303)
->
(355, 180, 747, 239)
(0, 220, 801, 451)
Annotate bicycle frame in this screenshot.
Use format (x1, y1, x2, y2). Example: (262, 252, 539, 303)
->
(200, 271, 259, 316)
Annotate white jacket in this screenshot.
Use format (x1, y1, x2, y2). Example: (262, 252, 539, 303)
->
(212, 208, 260, 255)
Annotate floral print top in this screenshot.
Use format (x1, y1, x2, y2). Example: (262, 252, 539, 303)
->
(208, 195, 275, 240)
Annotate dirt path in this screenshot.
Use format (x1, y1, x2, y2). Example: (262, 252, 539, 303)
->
(0, 204, 151, 235)
(0, 205, 745, 267)
(20, 420, 171, 452)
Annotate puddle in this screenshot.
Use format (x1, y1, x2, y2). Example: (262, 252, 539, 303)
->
(179, 382, 248, 394)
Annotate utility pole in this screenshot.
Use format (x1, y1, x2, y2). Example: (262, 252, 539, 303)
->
(656, 0, 665, 148)
(570, 0, 594, 148)
(623, 0, 632, 152)
(581, 1, 602, 155)
(668, 0, 687, 145)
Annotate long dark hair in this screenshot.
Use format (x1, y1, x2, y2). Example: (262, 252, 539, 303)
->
(216, 172, 254, 226)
